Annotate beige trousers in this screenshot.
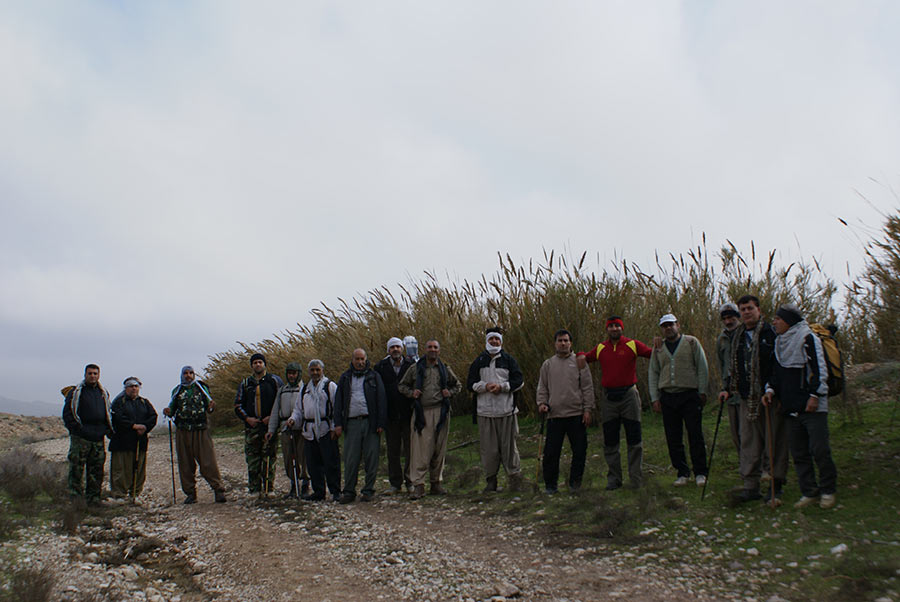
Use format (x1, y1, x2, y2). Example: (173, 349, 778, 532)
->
(477, 414, 521, 479)
(176, 428, 225, 495)
(409, 406, 449, 486)
(109, 449, 147, 497)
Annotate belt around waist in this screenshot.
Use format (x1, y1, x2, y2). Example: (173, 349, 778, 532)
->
(348, 415, 369, 420)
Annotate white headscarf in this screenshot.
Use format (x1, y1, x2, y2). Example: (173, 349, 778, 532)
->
(485, 331, 503, 355)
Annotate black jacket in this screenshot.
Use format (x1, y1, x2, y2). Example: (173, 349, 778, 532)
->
(729, 322, 776, 399)
(234, 373, 284, 424)
(334, 366, 388, 433)
(374, 356, 415, 421)
(769, 333, 827, 414)
(109, 393, 157, 452)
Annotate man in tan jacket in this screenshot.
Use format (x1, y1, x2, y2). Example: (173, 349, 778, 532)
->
(536, 329, 595, 494)
(399, 339, 462, 499)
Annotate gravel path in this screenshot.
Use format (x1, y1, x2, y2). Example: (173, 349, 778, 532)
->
(21, 432, 736, 601)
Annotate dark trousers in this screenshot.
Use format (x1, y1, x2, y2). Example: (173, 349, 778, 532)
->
(542, 416, 587, 490)
(660, 390, 708, 478)
(385, 413, 412, 489)
(788, 412, 837, 496)
(305, 434, 342, 498)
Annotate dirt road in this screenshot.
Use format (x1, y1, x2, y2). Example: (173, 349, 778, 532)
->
(26, 431, 728, 601)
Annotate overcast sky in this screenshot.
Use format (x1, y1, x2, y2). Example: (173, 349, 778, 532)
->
(2, 2, 898, 411)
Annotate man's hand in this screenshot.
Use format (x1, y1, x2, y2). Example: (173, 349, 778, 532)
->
(412, 389, 422, 399)
(333, 426, 343, 438)
(330, 430, 338, 440)
(208, 400, 216, 412)
(538, 404, 549, 414)
(582, 410, 592, 426)
(652, 335, 663, 349)
(761, 391, 774, 407)
(576, 355, 587, 370)
(132, 424, 147, 435)
(163, 407, 172, 417)
(441, 389, 451, 398)
(652, 400, 662, 414)
(262, 416, 270, 425)
(486, 383, 501, 394)
(699, 393, 707, 407)
(246, 417, 260, 428)
(717, 391, 730, 405)
(264, 432, 273, 442)
(805, 396, 819, 413)
(287, 418, 295, 428)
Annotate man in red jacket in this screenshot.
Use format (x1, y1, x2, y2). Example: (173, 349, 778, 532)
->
(577, 316, 652, 490)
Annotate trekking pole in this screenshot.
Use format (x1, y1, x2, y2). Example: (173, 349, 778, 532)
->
(167, 418, 176, 505)
(290, 430, 301, 499)
(701, 399, 726, 501)
(765, 402, 776, 510)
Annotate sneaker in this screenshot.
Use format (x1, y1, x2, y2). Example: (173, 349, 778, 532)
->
(695, 475, 707, 487)
(763, 489, 783, 507)
(819, 493, 836, 509)
(338, 493, 355, 504)
(794, 495, 819, 509)
(384, 486, 401, 496)
(214, 490, 227, 503)
(732, 488, 762, 503)
(673, 476, 690, 487)
(410, 484, 426, 500)
(183, 494, 197, 505)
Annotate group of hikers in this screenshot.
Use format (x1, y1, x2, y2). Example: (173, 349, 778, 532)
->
(62, 295, 838, 511)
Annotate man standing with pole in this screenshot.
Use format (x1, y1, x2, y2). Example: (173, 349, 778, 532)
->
(266, 362, 309, 499)
(234, 353, 283, 495)
(375, 338, 415, 494)
(537, 330, 594, 494)
(164, 366, 226, 504)
(108, 377, 157, 501)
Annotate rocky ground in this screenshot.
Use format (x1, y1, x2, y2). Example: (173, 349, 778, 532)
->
(20, 431, 754, 602)
(0, 412, 66, 448)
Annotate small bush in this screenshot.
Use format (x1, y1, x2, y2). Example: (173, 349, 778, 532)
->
(0, 449, 66, 504)
(0, 566, 55, 602)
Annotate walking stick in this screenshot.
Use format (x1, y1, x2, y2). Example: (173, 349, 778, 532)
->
(167, 419, 176, 505)
(132, 444, 140, 504)
(765, 401, 776, 510)
(701, 399, 725, 501)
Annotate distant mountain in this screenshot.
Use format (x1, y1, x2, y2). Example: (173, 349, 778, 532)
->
(0, 395, 61, 417)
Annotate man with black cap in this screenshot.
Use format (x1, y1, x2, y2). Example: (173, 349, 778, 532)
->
(718, 294, 786, 504)
(164, 366, 226, 503)
(467, 327, 525, 492)
(334, 349, 388, 503)
(649, 314, 710, 487)
(266, 362, 309, 498)
(62, 363, 113, 506)
(716, 302, 743, 457)
(764, 304, 837, 509)
(374, 337, 415, 494)
(577, 316, 653, 490)
(234, 353, 283, 495)
(109, 377, 157, 500)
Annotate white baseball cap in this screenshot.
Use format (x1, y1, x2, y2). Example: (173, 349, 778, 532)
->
(659, 313, 678, 326)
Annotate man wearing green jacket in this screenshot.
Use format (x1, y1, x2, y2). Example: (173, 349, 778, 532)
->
(649, 314, 710, 487)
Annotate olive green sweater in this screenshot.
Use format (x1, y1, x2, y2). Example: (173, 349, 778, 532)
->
(648, 335, 709, 401)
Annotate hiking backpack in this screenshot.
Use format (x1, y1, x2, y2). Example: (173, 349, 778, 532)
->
(809, 323, 844, 396)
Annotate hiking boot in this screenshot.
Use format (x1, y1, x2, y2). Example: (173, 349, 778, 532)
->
(183, 494, 197, 505)
(331, 493, 342, 502)
(673, 476, 690, 487)
(410, 484, 426, 500)
(338, 492, 356, 504)
(794, 495, 819, 509)
(732, 488, 762, 503)
(695, 475, 707, 487)
(302, 492, 325, 502)
(360, 492, 374, 502)
(482, 477, 498, 493)
(384, 486, 401, 495)
(605, 478, 622, 491)
(430, 482, 447, 496)
(214, 490, 227, 503)
(819, 493, 836, 509)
